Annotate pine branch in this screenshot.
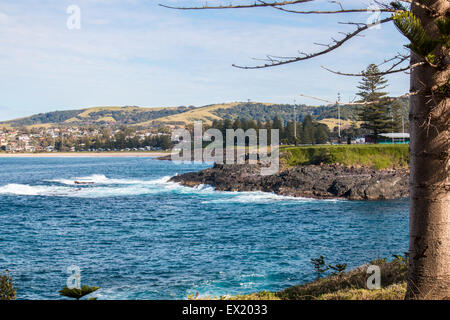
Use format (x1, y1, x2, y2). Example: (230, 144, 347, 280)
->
(393, 11, 440, 57)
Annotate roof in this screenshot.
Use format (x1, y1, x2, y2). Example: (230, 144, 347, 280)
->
(379, 133, 410, 138)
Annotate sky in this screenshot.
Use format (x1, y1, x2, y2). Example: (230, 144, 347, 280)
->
(0, 0, 411, 121)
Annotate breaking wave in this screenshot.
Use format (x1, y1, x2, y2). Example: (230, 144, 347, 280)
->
(0, 175, 178, 198)
(47, 174, 171, 186)
(201, 191, 315, 204)
(0, 174, 336, 202)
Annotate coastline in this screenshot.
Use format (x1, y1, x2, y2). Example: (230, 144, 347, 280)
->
(0, 152, 171, 158)
(171, 163, 410, 201)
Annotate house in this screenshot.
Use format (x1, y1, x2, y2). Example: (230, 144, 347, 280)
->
(365, 133, 410, 144)
(378, 133, 410, 144)
(25, 145, 36, 152)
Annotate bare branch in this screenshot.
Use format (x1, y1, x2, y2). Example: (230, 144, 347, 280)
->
(232, 17, 393, 69)
(321, 61, 426, 77)
(330, 1, 344, 11)
(159, 0, 313, 10)
(267, 1, 397, 14)
(299, 91, 419, 106)
(299, 94, 334, 104)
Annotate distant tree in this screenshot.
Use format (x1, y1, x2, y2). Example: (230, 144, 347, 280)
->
(265, 120, 273, 145)
(240, 118, 249, 130)
(356, 64, 392, 142)
(389, 100, 405, 132)
(311, 256, 328, 280)
(272, 116, 284, 139)
(232, 118, 241, 130)
(223, 119, 233, 133)
(256, 119, 263, 131)
(328, 263, 347, 276)
(247, 119, 257, 130)
(284, 120, 296, 144)
(302, 115, 314, 145)
(158, 135, 173, 150)
(314, 123, 330, 144)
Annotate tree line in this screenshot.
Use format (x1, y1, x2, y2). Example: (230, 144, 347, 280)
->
(209, 114, 330, 145)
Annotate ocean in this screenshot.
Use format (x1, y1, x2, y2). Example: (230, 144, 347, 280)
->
(0, 157, 409, 299)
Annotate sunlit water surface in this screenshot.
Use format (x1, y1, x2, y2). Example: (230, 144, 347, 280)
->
(0, 157, 409, 299)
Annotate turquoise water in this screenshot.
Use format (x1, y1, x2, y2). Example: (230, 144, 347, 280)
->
(0, 157, 409, 300)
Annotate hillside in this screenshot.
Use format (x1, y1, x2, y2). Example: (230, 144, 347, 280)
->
(0, 106, 193, 127)
(0, 99, 409, 129)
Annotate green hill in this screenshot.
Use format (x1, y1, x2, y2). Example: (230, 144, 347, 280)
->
(0, 99, 408, 129)
(0, 106, 193, 127)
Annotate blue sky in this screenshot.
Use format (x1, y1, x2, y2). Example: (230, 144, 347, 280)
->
(0, 0, 410, 121)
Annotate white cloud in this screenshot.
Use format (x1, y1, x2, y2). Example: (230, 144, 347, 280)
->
(0, 11, 9, 24)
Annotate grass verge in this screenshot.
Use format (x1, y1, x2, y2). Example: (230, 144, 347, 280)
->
(192, 257, 408, 300)
(282, 144, 409, 170)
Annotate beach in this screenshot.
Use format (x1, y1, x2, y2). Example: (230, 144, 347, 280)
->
(0, 152, 171, 158)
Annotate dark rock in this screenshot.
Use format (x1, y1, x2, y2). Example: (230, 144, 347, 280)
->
(170, 164, 409, 200)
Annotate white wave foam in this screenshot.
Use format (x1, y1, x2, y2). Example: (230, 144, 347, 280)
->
(48, 174, 171, 186)
(0, 173, 198, 198)
(0, 184, 75, 196)
(201, 191, 315, 204)
(1, 175, 342, 201)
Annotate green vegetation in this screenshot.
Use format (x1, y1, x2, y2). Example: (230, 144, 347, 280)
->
(0, 100, 408, 129)
(357, 64, 403, 142)
(74, 130, 173, 151)
(209, 114, 330, 145)
(0, 270, 17, 300)
(1, 106, 192, 127)
(59, 285, 100, 300)
(213, 102, 333, 122)
(393, 11, 450, 60)
(197, 256, 408, 300)
(283, 144, 409, 170)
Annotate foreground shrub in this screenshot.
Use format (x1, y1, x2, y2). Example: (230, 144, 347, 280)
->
(0, 270, 17, 300)
(59, 285, 100, 300)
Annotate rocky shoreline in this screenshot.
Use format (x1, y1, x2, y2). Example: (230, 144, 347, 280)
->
(170, 163, 409, 200)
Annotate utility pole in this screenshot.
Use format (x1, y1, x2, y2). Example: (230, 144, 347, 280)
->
(293, 99, 297, 145)
(402, 116, 405, 144)
(391, 112, 395, 144)
(337, 93, 341, 143)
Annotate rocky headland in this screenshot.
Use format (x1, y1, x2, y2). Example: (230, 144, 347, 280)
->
(170, 163, 409, 200)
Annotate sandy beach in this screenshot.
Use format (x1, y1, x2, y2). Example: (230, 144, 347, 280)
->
(0, 152, 170, 158)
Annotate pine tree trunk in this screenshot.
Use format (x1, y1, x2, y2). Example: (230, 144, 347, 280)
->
(407, 0, 450, 300)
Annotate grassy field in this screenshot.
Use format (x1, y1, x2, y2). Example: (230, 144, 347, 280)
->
(145, 102, 241, 126)
(282, 144, 410, 170)
(317, 118, 361, 130)
(192, 256, 408, 300)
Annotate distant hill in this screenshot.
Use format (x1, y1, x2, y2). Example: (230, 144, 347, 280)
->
(1, 106, 194, 128)
(0, 99, 409, 129)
